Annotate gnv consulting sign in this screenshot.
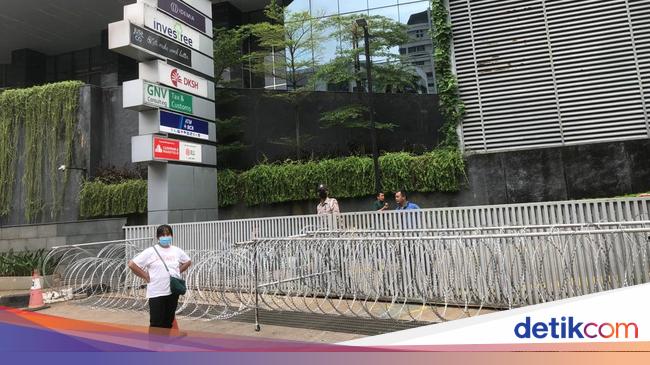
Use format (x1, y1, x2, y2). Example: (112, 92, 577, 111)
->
(144, 81, 193, 115)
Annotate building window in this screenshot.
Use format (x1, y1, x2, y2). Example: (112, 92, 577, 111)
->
(232, 0, 436, 94)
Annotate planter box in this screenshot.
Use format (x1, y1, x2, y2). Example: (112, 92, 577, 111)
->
(0, 275, 54, 291)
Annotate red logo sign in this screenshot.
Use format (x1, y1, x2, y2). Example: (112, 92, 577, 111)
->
(153, 137, 180, 161)
(170, 69, 182, 87)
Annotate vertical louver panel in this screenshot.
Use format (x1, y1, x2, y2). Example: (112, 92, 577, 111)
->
(449, 0, 650, 152)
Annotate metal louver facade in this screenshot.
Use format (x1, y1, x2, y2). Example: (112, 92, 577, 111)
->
(449, 0, 650, 152)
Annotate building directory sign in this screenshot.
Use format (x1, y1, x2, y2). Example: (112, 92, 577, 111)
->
(157, 0, 211, 35)
(124, 2, 213, 57)
(144, 81, 193, 114)
(132, 134, 216, 165)
(159, 110, 210, 140)
(139, 60, 214, 100)
(130, 23, 192, 67)
(153, 136, 202, 163)
(174, 0, 212, 18)
(113, 0, 217, 223)
(123, 79, 216, 121)
(108, 21, 214, 77)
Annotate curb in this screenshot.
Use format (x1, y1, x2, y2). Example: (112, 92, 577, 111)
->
(0, 293, 30, 309)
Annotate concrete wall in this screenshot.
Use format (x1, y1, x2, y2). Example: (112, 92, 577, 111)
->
(0, 218, 126, 253)
(0, 85, 140, 227)
(218, 138, 650, 219)
(97, 86, 140, 171)
(0, 86, 96, 226)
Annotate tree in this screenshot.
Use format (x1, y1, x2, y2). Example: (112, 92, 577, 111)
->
(314, 15, 416, 143)
(241, 0, 326, 160)
(313, 15, 418, 192)
(320, 105, 396, 131)
(213, 27, 246, 87)
(315, 14, 416, 93)
(213, 28, 249, 166)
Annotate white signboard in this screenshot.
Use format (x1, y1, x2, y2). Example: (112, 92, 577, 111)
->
(123, 79, 216, 121)
(139, 60, 214, 100)
(132, 134, 216, 166)
(124, 2, 213, 57)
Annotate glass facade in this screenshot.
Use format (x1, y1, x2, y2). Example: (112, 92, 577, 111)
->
(263, 0, 436, 93)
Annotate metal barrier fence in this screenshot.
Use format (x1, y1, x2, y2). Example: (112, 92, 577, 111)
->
(44, 223, 650, 323)
(124, 197, 650, 252)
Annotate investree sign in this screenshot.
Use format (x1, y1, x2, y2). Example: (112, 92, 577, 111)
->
(108, 21, 214, 77)
(124, 2, 213, 57)
(122, 79, 216, 121)
(139, 60, 214, 100)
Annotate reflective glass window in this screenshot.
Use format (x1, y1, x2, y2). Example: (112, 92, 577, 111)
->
(398, 1, 430, 24)
(368, 0, 398, 10)
(286, 0, 310, 13)
(311, 0, 339, 17)
(339, 0, 369, 14)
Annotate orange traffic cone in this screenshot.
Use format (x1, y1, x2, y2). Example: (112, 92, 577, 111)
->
(27, 269, 49, 311)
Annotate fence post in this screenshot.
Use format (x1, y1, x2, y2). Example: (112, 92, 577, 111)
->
(253, 240, 260, 332)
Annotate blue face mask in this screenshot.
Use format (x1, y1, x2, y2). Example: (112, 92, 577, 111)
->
(159, 236, 173, 247)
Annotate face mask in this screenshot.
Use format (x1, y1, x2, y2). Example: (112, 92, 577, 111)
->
(159, 236, 173, 246)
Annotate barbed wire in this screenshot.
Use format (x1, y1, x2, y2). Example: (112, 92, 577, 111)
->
(42, 222, 650, 323)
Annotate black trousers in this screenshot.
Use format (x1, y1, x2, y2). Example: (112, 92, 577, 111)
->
(148, 293, 179, 329)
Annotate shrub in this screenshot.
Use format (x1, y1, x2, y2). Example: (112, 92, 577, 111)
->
(79, 149, 465, 216)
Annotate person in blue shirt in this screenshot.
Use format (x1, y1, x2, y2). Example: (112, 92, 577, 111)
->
(395, 190, 420, 210)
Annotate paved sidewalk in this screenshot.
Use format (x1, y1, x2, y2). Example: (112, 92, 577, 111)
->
(39, 301, 365, 344)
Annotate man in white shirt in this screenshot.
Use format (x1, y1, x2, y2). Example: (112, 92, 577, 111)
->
(316, 184, 340, 215)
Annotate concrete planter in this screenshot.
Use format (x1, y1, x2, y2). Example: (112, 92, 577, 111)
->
(0, 275, 54, 291)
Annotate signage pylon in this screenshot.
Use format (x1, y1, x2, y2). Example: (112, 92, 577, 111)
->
(109, 0, 218, 224)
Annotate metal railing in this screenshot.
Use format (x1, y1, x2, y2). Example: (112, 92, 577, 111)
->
(44, 222, 650, 324)
(124, 197, 650, 252)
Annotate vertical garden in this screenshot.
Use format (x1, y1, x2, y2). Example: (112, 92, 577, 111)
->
(0, 81, 83, 223)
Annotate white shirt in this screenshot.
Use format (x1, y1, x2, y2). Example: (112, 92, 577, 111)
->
(132, 245, 191, 299)
(317, 197, 340, 215)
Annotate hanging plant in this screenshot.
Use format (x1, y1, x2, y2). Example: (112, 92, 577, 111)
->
(0, 81, 83, 221)
(0, 89, 26, 216)
(431, 0, 465, 148)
